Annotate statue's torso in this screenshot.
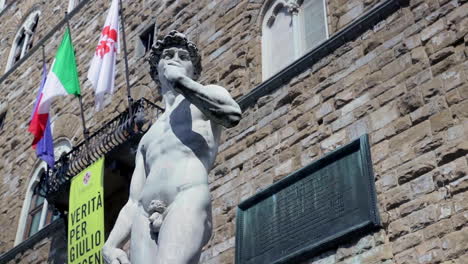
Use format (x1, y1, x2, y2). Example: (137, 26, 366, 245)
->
(137, 95, 221, 212)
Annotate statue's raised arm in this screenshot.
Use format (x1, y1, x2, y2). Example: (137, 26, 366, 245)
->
(149, 31, 241, 128)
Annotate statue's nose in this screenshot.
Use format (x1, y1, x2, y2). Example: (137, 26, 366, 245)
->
(172, 53, 182, 62)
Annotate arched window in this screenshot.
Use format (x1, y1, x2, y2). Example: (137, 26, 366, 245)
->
(14, 139, 72, 244)
(5, 10, 40, 72)
(67, 0, 82, 13)
(261, 0, 328, 79)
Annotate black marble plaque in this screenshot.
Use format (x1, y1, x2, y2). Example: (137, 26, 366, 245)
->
(235, 135, 380, 264)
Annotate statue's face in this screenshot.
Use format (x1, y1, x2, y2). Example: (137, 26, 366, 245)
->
(158, 46, 195, 80)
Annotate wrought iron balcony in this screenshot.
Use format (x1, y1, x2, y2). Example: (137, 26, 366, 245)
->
(36, 98, 164, 210)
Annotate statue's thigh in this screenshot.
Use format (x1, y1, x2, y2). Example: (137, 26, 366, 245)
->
(156, 201, 210, 264)
(130, 212, 159, 263)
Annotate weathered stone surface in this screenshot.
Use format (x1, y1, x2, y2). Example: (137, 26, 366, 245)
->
(396, 152, 436, 184)
(441, 228, 468, 259)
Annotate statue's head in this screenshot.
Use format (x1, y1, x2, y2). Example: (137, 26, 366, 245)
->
(148, 30, 202, 86)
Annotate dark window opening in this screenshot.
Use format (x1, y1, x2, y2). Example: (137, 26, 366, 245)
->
(0, 110, 6, 131)
(139, 24, 155, 54)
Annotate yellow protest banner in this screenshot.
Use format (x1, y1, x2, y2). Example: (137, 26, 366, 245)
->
(68, 157, 105, 264)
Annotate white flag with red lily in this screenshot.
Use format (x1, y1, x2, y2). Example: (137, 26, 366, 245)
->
(87, 0, 120, 111)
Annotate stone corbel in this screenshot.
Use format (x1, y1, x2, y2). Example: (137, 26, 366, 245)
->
(266, 0, 301, 27)
(284, 0, 300, 14)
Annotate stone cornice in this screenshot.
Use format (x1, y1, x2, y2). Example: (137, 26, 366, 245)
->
(238, 0, 410, 111)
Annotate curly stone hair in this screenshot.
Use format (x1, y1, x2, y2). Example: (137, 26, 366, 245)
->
(148, 30, 202, 85)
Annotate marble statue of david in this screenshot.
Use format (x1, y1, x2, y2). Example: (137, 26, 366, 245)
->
(102, 31, 242, 264)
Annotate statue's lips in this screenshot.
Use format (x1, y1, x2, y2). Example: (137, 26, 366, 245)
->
(167, 61, 182, 67)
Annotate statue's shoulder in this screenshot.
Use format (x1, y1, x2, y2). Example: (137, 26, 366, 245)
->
(204, 84, 232, 96)
(205, 84, 225, 89)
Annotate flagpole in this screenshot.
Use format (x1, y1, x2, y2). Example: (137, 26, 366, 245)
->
(119, 0, 133, 115)
(41, 45, 50, 170)
(65, 12, 90, 150)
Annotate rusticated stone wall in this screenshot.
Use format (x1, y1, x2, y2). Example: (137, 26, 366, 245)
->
(203, 0, 468, 263)
(0, 0, 467, 263)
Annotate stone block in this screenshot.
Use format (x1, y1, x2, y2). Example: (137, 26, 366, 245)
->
(441, 228, 468, 259)
(392, 232, 423, 255)
(423, 219, 453, 240)
(415, 238, 444, 264)
(430, 109, 454, 133)
(341, 93, 371, 115)
(449, 175, 468, 195)
(451, 211, 468, 230)
(411, 46, 429, 65)
(331, 112, 354, 132)
(432, 51, 465, 76)
(347, 117, 369, 141)
(409, 204, 438, 232)
(451, 100, 468, 120)
(429, 46, 455, 65)
(446, 89, 462, 105)
(447, 3, 468, 24)
(381, 53, 412, 81)
(320, 129, 346, 152)
(383, 184, 412, 210)
(421, 18, 446, 42)
(410, 96, 447, 124)
(435, 139, 468, 166)
(421, 77, 444, 102)
(406, 68, 432, 90)
(370, 102, 400, 131)
(427, 30, 457, 54)
(388, 218, 410, 240)
(441, 67, 465, 92)
(435, 156, 466, 187)
(396, 152, 436, 184)
(360, 245, 393, 264)
(394, 248, 418, 264)
(315, 100, 334, 119)
(398, 89, 424, 115)
(410, 172, 436, 196)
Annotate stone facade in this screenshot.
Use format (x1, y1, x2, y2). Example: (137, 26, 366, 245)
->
(0, 0, 467, 263)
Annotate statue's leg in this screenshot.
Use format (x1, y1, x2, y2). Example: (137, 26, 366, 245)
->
(130, 207, 159, 264)
(155, 186, 212, 264)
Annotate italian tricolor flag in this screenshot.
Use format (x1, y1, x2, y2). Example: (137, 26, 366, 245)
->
(29, 28, 81, 147)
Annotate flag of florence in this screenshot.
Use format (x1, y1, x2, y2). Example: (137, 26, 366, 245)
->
(88, 0, 120, 111)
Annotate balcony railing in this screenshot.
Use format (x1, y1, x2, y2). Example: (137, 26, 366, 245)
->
(36, 98, 163, 204)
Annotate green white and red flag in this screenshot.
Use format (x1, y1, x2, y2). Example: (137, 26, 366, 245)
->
(29, 28, 81, 147)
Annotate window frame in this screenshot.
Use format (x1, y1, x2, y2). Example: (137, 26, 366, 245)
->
(261, 0, 329, 80)
(5, 10, 41, 73)
(14, 139, 72, 245)
(23, 180, 49, 240)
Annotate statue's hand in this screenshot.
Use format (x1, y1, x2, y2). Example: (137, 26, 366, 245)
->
(163, 64, 187, 89)
(103, 245, 130, 264)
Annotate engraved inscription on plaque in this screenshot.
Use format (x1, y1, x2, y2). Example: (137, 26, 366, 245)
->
(236, 135, 380, 264)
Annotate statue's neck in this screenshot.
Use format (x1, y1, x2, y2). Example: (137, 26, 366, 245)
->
(161, 84, 180, 109)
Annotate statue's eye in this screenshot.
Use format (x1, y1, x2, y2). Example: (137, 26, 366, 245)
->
(162, 51, 173, 59)
(179, 52, 190, 61)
